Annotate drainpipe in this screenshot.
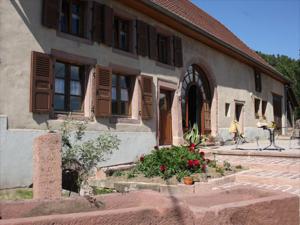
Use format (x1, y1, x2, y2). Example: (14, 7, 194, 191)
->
(283, 85, 289, 135)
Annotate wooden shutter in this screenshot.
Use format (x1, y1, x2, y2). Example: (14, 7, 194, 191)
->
(103, 5, 113, 46)
(166, 36, 173, 66)
(141, 76, 153, 119)
(136, 20, 149, 56)
(42, 0, 60, 29)
(173, 36, 183, 67)
(30, 51, 53, 113)
(148, 25, 157, 60)
(94, 65, 112, 117)
(202, 101, 211, 134)
(92, 2, 103, 43)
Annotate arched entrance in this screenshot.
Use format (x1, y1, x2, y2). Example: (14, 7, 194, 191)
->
(181, 64, 212, 135)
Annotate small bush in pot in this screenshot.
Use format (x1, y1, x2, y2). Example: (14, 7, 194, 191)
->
(60, 118, 120, 195)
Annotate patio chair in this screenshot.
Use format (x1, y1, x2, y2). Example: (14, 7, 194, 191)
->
(289, 128, 300, 150)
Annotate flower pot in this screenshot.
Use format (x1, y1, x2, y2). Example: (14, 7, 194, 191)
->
(183, 176, 194, 185)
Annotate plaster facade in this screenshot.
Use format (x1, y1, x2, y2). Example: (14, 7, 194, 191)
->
(0, 0, 287, 188)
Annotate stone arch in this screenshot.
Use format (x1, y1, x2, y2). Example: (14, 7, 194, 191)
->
(177, 57, 218, 137)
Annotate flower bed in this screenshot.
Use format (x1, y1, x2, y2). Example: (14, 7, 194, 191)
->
(102, 145, 243, 185)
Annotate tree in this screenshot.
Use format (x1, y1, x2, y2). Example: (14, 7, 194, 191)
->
(256, 51, 300, 119)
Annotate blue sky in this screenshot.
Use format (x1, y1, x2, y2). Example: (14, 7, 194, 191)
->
(192, 0, 300, 60)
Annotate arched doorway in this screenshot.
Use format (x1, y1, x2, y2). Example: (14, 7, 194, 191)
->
(181, 64, 211, 135)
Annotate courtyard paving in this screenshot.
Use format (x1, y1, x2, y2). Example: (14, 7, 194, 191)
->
(208, 139, 300, 197)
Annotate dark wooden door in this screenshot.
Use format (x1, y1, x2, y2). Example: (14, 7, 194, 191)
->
(273, 94, 282, 131)
(159, 90, 172, 145)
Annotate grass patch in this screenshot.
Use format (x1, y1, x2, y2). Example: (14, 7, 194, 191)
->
(92, 187, 115, 195)
(0, 188, 33, 200)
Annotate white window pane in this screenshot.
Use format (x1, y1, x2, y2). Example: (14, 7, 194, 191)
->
(55, 79, 65, 94)
(70, 81, 81, 96)
(112, 87, 117, 100)
(121, 88, 129, 101)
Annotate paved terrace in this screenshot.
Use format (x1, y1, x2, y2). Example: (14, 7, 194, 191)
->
(205, 139, 300, 197)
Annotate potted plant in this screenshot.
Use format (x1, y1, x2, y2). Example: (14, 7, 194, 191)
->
(183, 176, 194, 185)
(60, 118, 120, 196)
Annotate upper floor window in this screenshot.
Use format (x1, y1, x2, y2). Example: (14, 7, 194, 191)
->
(254, 71, 262, 92)
(157, 34, 169, 64)
(114, 17, 131, 52)
(111, 74, 133, 116)
(54, 61, 85, 112)
(60, 0, 85, 37)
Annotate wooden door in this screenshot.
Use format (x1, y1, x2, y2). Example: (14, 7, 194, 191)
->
(273, 94, 282, 131)
(159, 90, 172, 145)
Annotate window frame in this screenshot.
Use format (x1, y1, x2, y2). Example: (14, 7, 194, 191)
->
(111, 73, 134, 117)
(113, 15, 132, 52)
(157, 33, 169, 64)
(53, 60, 86, 113)
(254, 98, 260, 119)
(254, 70, 262, 92)
(60, 0, 85, 38)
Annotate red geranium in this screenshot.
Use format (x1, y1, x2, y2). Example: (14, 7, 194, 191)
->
(190, 143, 196, 148)
(193, 159, 200, 167)
(160, 165, 166, 172)
(206, 158, 211, 164)
(199, 151, 205, 157)
(187, 160, 194, 168)
(201, 164, 207, 173)
(140, 156, 144, 162)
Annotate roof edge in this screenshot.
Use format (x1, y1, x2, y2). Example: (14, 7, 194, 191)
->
(137, 0, 290, 84)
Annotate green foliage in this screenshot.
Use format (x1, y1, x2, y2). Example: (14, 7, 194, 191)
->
(61, 118, 120, 183)
(92, 187, 114, 195)
(235, 165, 243, 169)
(256, 51, 300, 119)
(183, 123, 201, 145)
(216, 166, 225, 176)
(113, 170, 123, 177)
(223, 160, 232, 171)
(126, 168, 138, 179)
(136, 146, 207, 180)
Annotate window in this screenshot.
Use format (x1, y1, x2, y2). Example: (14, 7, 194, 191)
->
(111, 74, 132, 115)
(60, 0, 85, 37)
(254, 98, 260, 119)
(54, 61, 85, 112)
(254, 71, 262, 92)
(157, 34, 169, 64)
(225, 103, 230, 117)
(262, 100, 267, 119)
(114, 17, 131, 51)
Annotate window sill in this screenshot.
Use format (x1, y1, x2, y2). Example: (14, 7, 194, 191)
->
(109, 117, 140, 124)
(156, 61, 175, 70)
(112, 48, 138, 59)
(56, 31, 93, 45)
(52, 112, 90, 121)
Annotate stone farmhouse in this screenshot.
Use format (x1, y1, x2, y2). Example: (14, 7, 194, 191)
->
(0, 0, 297, 188)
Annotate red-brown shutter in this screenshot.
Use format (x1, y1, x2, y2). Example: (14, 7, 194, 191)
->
(30, 51, 53, 113)
(94, 65, 112, 117)
(148, 25, 157, 60)
(136, 20, 149, 56)
(166, 36, 173, 65)
(42, 0, 60, 29)
(141, 76, 153, 119)
(202, 101, 211, 134)
(173, 36, 183, 67)
(92, 2, 103, 43)
(103, 5, 113, 46)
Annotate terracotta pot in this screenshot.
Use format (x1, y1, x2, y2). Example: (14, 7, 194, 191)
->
(183, 176, 194, 185)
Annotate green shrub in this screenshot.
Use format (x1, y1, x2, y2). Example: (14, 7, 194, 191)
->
(136, 146, 207, 180)
(60, 118, 120, 187)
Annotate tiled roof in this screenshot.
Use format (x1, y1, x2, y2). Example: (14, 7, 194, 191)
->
(149, 0, 271, 69)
